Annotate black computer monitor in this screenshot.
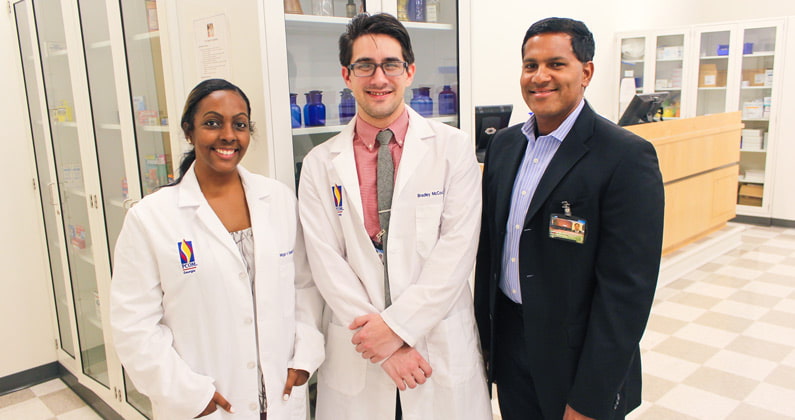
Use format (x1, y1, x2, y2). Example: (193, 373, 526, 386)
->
(475, 105, 513, 162)
(618, 92, 669, 126)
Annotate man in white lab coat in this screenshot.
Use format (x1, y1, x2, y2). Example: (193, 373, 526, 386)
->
(298, 13, 491, 420)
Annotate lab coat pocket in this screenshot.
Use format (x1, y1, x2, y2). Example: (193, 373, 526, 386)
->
(319, 322, 367, 395)
(425, 310, 479, 387)
(415, 203, 443, 257)
(284, 382, 308, 420)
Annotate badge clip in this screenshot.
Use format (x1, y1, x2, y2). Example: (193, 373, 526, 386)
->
(561, 201, 572, 217)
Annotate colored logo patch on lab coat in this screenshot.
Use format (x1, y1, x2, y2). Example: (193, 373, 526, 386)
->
(178, 239, 197, 274)
(332, 184, 343, 216)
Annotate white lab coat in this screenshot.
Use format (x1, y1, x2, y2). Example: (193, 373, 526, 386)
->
(298, 107, 492, 420)
(110, 165, 324, 420)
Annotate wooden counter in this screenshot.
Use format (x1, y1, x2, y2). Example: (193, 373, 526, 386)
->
(627, 112, 742, 255)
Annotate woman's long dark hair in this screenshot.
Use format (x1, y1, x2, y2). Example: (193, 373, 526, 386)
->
(170, 79, 253, 185)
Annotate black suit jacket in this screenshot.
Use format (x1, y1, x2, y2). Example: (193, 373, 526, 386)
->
(474, 102, 664, 419)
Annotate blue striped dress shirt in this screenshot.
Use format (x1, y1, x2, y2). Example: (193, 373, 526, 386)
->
(500, 100, 585, 303)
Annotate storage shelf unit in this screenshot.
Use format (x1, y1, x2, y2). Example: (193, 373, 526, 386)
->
(617, 19, 785, 217)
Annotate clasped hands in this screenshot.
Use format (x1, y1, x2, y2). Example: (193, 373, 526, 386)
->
(349, 313, 432, 390)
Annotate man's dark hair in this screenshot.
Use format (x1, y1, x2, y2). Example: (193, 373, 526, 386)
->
(339, 13, 415, 66)
(522, 17, 595, 63)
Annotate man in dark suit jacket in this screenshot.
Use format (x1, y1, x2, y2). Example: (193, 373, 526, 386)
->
(474, 17, 665, 420)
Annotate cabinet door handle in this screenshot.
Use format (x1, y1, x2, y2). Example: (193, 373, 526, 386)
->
(47, 182, 59, 206)
(122, 198, 139, 209)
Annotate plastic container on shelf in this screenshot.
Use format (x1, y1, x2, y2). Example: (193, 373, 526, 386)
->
(290, 93, 301, 128)
(438, 85, 457, 115)
(339, 88, 356, 124)
(304, 90, 326, 127)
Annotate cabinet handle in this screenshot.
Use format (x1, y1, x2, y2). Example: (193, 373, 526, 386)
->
(47, 182, 59, 206)
(122, 198, 140, 209)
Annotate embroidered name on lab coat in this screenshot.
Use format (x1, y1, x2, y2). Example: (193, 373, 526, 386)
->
(178, 239, 197, 274)
(279, 250, 294, 257)
(417, 190, 444, 198)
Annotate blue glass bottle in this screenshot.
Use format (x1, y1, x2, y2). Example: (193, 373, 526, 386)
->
(419, 86, 433, 117)
(304, 90, 326, 127)
(339, 88, 356, 124)
(407, 0, 426, 21)
(410, 88, 422, 115)
(290, 93, 301, 128)
(438, 85, 457, 115)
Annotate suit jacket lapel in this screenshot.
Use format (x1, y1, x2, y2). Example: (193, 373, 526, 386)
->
(523, 104, 595, 226)
(493, 126, 528, 233)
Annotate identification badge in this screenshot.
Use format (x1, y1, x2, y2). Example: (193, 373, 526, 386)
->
(549, 201, 586, 244)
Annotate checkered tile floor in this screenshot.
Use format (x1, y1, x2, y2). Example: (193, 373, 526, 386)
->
(1, 224, 792, 420)
(0, 379, 100, 419)
(628, 224, 795, 419)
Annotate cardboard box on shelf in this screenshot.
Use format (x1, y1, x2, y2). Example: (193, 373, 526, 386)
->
(738, 183, 764, 206)
(698, 64, 726, 87)
(742, 69, 767, 86)
(699, 64, 718, 87)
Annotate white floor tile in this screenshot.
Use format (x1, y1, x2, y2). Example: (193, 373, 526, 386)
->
(0, 398, 53, 420)
(742, 281, 794, 298)
(655, 384, 740, 419)
(767, 265, 795, 277)
(743, 321, 795, 347)
(651, 301, 707, 322)
(641, 351, 700, 382)
(639, 330, 670, 351)
(673, 323, 739, 348)
(705, 349, 778, 381)
(56, 406, 103, 420)
(684, 282, 738, 299)
(710, 300, 769, 320)
(745, 382, 795, 417)
(741, 251, 788, 264)
(774, 298, 795, 315)
(714, 265, 765, 280)
(29, 379, 66, 397)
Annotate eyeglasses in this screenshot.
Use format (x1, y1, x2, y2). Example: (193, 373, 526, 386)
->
(347, 61, 408, 77)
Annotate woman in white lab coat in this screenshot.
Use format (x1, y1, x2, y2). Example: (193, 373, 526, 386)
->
(110, 79, 324, 420)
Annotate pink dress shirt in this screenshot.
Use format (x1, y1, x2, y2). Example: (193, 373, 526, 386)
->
(352, 109, 410, 242)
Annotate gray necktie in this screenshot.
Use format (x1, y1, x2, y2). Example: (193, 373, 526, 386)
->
(376, 129, 394, 307)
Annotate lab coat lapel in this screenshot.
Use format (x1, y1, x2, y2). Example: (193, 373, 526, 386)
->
(240, 168, 278, 297)
(178, 165, 245, 264)
(330, 123, 365, 225)
(523, 105, 594, 226)
(394, 107, 430, 199)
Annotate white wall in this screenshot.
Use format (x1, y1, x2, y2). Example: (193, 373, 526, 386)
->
(0, 10, 57, 378)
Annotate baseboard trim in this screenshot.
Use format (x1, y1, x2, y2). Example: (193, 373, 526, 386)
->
(0, 362, 59, 396)
(59, 366, 124, 420)
(658, 224, 745, 288)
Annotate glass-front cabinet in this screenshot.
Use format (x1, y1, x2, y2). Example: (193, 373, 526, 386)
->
(264, 0, 471, 187)
(695, 28, 732, 116)
(617, 30, 689, 120)
(736, 25, 779, 213)
(617, 19, 785, 217)
(12, 0, 178, 418)
(264, 0, 469, 187)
